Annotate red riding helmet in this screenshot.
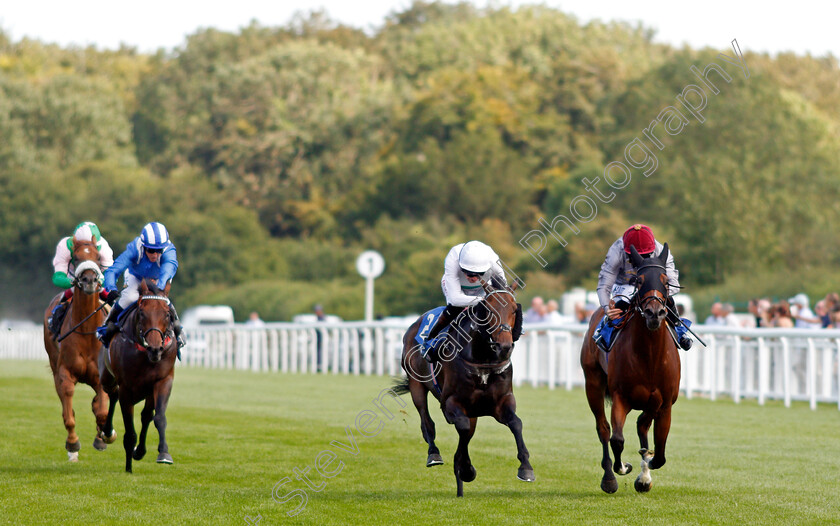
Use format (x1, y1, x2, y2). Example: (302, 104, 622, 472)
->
(622, 224, 655, 254)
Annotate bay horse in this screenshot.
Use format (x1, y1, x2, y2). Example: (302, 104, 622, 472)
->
(43, 237, 116, 461)
(580, 243, 681, 493)
(98, 279, 177, 472)
(395, 278, 533, 497)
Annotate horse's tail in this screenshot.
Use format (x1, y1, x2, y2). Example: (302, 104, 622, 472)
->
(391, 375, 411, 396)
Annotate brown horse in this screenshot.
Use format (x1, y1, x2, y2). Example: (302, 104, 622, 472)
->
(43, 237, 115, 461)
(580, 243, 681, 493)
(98, 279, 177, 472)
(395, 277, 533, 497)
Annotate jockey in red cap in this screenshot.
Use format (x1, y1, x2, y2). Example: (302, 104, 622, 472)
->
(593, 224, 693, 352)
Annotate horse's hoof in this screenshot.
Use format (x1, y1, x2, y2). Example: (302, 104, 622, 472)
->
(132, 447, 146, 461)
(93, 437, 107, 451)
(516, 468, 535, 482)
(67, 451, 79, 462)
(601, 477, 618, 494)
(616, 462, 633, 475)
(156, 452, 173, 464)
(634, 476, 652, 493)
(426, 453, 444, 467)
(459, 465, 476, 483)
(103, 429, 117, 444)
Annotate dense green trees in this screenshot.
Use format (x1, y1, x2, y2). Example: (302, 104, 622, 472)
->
(1, 3, 838, 321)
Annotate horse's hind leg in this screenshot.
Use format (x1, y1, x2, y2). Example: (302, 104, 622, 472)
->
(584, 369, 618, 493)
(132, 397, 154, 461)
(408, 381, 443, 467)
(496, 394, 534, 482)
(54, 367, 80, 461)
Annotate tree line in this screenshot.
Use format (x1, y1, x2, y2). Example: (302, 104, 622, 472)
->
(1, 2, 838, 321)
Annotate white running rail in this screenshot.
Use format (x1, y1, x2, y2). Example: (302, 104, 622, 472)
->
(4, 323, 839, 410)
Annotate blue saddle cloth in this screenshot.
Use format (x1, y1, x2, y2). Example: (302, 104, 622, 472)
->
(414, 306, 448, 351)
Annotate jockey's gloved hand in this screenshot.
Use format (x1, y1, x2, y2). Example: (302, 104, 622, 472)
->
(105, 290, 120, 306)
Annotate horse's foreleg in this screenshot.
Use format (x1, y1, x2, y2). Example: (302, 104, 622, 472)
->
(649, 406, 672, 470)
(153, 376, 174, 464)
(54, 368, 80, 461)
(409, 381, 442, 467)
(496, 394, 534, 482)
(609, 395, 633, 476)
(446, 400, 476, 497)
(120, 398, 136, 473)
(132, 397, 154, 461)
(584, 372, 617, 493)
(92, 381, 113, 451)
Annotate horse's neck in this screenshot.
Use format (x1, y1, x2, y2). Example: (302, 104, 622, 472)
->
(70, 287, 100, 328)
(628, 313, 671, 358)
(457, 327, 494, 363)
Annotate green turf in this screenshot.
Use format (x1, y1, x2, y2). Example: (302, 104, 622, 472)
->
(1, 360, 838, 525)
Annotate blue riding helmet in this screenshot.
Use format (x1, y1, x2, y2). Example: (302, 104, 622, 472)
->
(140, 222, 169, 250)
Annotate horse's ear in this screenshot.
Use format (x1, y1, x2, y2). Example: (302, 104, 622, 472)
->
(480, 279, 493, 294)
(163, 282, 171, 296)
(659, 242, 670, 264)
(509, 279, 520, 293)
(629, 245, 644, 268)
(140, 279, 150, 295)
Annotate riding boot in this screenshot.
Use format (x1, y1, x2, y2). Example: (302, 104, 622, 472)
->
(666, 297, 693, 351)
(592, 316, 615, 353)
(169, 304, 186, 358)
(97, 304, 124, 348)
(422, 305, 464, 362)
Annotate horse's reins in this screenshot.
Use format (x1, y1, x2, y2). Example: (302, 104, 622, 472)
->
(57, 301, 108, 342)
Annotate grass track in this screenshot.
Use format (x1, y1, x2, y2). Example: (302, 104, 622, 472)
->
(1, 360, 838, 525)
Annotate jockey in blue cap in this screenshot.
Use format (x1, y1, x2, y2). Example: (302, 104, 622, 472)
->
(97, 222, 184, 349)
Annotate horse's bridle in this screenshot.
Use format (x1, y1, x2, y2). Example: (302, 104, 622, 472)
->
(632, 263, 669, 315)
(136, 294, 174, 351)
(480, 289, 516, 346)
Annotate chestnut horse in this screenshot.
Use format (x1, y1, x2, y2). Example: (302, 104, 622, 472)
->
(98, 279, 177, 472)
(43, 237, 115, 461)
(580, 244, 681, 493)
(395, 278, 533, 497)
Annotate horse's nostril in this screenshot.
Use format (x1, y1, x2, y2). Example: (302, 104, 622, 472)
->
(658, 309, 666, 318)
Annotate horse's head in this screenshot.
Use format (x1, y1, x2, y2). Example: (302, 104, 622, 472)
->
(136, 279, 173, 363)
(473, 277, 522, 360)
(71, 237, 102, 295)
(629, 243, 670, 331)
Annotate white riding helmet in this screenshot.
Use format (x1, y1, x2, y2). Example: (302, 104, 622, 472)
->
(458, 241, 495, 274)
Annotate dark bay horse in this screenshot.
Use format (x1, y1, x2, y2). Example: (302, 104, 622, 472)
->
(43, 238, 115, 461)
(580, 244, 681, 493)
(395, 278, 533, 497)
(98, 279, 177, 472)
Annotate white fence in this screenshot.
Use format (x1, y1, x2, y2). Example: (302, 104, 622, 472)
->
(3, 323, 839, 410)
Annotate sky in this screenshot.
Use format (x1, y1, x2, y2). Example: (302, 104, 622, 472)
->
(1, 1, 838, 58)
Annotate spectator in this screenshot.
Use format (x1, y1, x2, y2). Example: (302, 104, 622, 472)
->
(721, 303, 741, 327)
(770, 302, 795, 328)
(245, 311, 265, 327)
(524, 296, 547, 324)
(813, 301, 831, 328)
(789, 293, 821, 329)
(545, 299, 574, 324)
(314, 304, 326, 322)
(704, 302, 726, 326)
